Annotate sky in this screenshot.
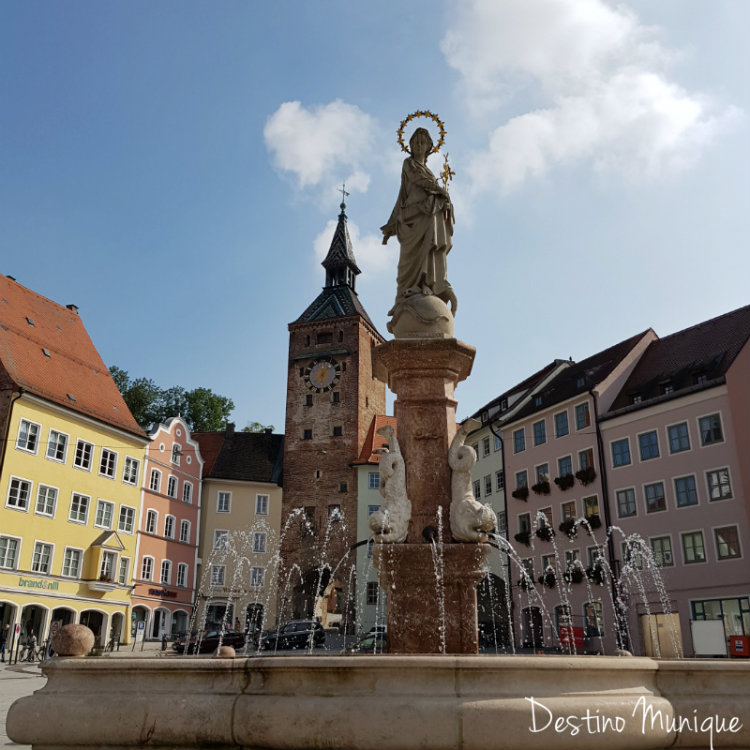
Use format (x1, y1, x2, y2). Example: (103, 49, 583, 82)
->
(2, 0, 748, 432)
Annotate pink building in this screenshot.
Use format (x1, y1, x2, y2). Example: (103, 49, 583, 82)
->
(477, 306, 749, 658)
(500, 331, 655, 654)
(132, 417, 203, 640)
(599, 306, 749, 657)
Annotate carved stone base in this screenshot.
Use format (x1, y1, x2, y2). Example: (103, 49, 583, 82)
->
(388, 293, 454, 339)
(373, 543, 489, 654)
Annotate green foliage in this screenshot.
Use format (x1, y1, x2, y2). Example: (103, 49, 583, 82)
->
(110, 366, 235, 432)
(242, 421, 276, 433)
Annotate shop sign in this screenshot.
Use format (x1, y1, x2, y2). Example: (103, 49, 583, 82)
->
(148, 588, 177, 599)
(18, 577, 59, 591)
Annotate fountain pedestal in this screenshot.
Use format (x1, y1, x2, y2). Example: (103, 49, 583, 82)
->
(372, 338, 486, 654)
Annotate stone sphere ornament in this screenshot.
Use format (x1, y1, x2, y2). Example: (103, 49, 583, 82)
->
(50, 623, 95, 657)
(213, 645, 236, 658)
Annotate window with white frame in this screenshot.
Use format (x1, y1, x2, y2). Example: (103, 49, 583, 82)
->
(707, 468, 732, 501)
(533, 420, 546, 446)
(554, 411, 569, 438)
(46, 430, 68, 462)
(217, 492, 231, 513)
(650, 536, 674, 567)
(149, 469, 161, 492)
(472, 479, 481, 499)
(253, 532, 267, 553)
(7, 477, 31, 510)
(16, 419, 40, 453)
(160, 559, 172, 585)
(122, 457, 139, 485)
(69, 493, 90, 523)
(177, 563, 188, 588)
(513, 428, 525, 453)
(145, 509, 158, 534)
(674, 475, 698, 507)
(644, 482, 666, 513)
(62, 547, 82, 578)
(250, 567, 264, 587)
(682, 531, 706, 563)
(180, 520, 190, 544)
(368, 472, 380, 490)
(141, 556, 154, 580)
(73, 439, 93, 470)
(638, 431, 660, 461)
(182, 482, 192, 504)
(515, 470, 528, 488)
(611, 438, 631, 467)
(0, 536, 20, 570)
(100, 551, 117, 580)
(99, 449, 117, 478)
(31, 541, 53, 573)
(171, 444, 181, 465)
(699, 414, 723, 446)
(167, 476, 177, 498)
(214, 530, 229, 551)
(256, 494, 269, 514)
(616, 488, 636, 518)
(164, 515, 175, 539)
(210, 565, 225, 586)
(95, 500, 114, 529)
(575, 403, 590, 430)
(482, 437, 490, 457)
(535, 464, 549, 483)
(578, 448, 594, 470)
(484, 474, 492, 496)
(558, 455, 573, 478)
(35, 485, 57, 517)
(668, 422, 690, 453)
(118, 557, 129, 585)
(366, 581, 379, 605)
(715, 526, 741, 560)
(495, 470, 504, 491)
(584, 601, 604, 636)
(494, 434, 502, 451)
(118, 506, 135, 534)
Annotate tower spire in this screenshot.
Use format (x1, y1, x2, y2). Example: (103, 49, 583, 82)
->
(322, 191, 360, 291)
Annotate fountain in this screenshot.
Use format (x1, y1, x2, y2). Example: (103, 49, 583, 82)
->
(8, 112, 749, 750)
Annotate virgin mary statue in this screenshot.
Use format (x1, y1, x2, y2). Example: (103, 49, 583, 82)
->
(381, 127, 456, 332)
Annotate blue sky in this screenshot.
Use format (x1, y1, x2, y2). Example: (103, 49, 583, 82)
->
(2, 0, 748, 431)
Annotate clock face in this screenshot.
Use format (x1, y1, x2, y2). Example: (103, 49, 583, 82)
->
(304, 358, 341, 393)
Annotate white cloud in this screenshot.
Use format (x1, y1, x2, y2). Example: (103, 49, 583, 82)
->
(264, 100, 375, 191)
(442, 0, 741, 194)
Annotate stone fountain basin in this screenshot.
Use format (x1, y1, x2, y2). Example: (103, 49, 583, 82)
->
(8, 654, 749, 750)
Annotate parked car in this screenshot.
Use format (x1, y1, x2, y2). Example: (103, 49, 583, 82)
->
(172, 629, 256, 655)
(259, 620, 325, 651)
(347, 632, 387, 654)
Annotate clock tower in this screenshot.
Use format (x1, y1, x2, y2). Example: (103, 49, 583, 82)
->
(281, 201, 385, 621)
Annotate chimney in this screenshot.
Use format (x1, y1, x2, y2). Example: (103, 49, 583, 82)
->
(225, 422, 235, 437)
(264, 427, 273, 434)
(66, 304, 79, 315)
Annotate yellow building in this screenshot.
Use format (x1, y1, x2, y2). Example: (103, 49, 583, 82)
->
(193, 427, 284, 635)
(0, 275, 148, 652)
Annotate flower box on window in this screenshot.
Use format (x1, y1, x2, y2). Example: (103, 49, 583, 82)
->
(575, 466, 597, 486)
(584, 513, 602, 531)
(565, 566, 585, 584)
(531, 480, 551, 495)
(513, 531, 531, 547)
(535, 524, 555, 542)
(511, 486, 529, 501)
(538, 568, 556, 588)
(554, 474, 575, 491)
(558, 518, 578, 539)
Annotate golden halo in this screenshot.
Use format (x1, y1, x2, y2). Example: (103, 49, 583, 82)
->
(396, 110, 446, 155)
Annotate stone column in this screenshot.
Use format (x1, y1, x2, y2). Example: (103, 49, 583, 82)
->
(372, 338, 489, 654)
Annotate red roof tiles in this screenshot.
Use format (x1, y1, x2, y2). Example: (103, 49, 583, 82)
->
(0, 275, 145, 438)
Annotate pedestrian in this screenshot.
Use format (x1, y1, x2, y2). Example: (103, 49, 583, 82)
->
(0, 623, 9, 662)
(161, 633, 168, 652)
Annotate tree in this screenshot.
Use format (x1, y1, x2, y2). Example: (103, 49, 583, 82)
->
(242, 422, 276, 433)
(109, 366, 235, 432)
